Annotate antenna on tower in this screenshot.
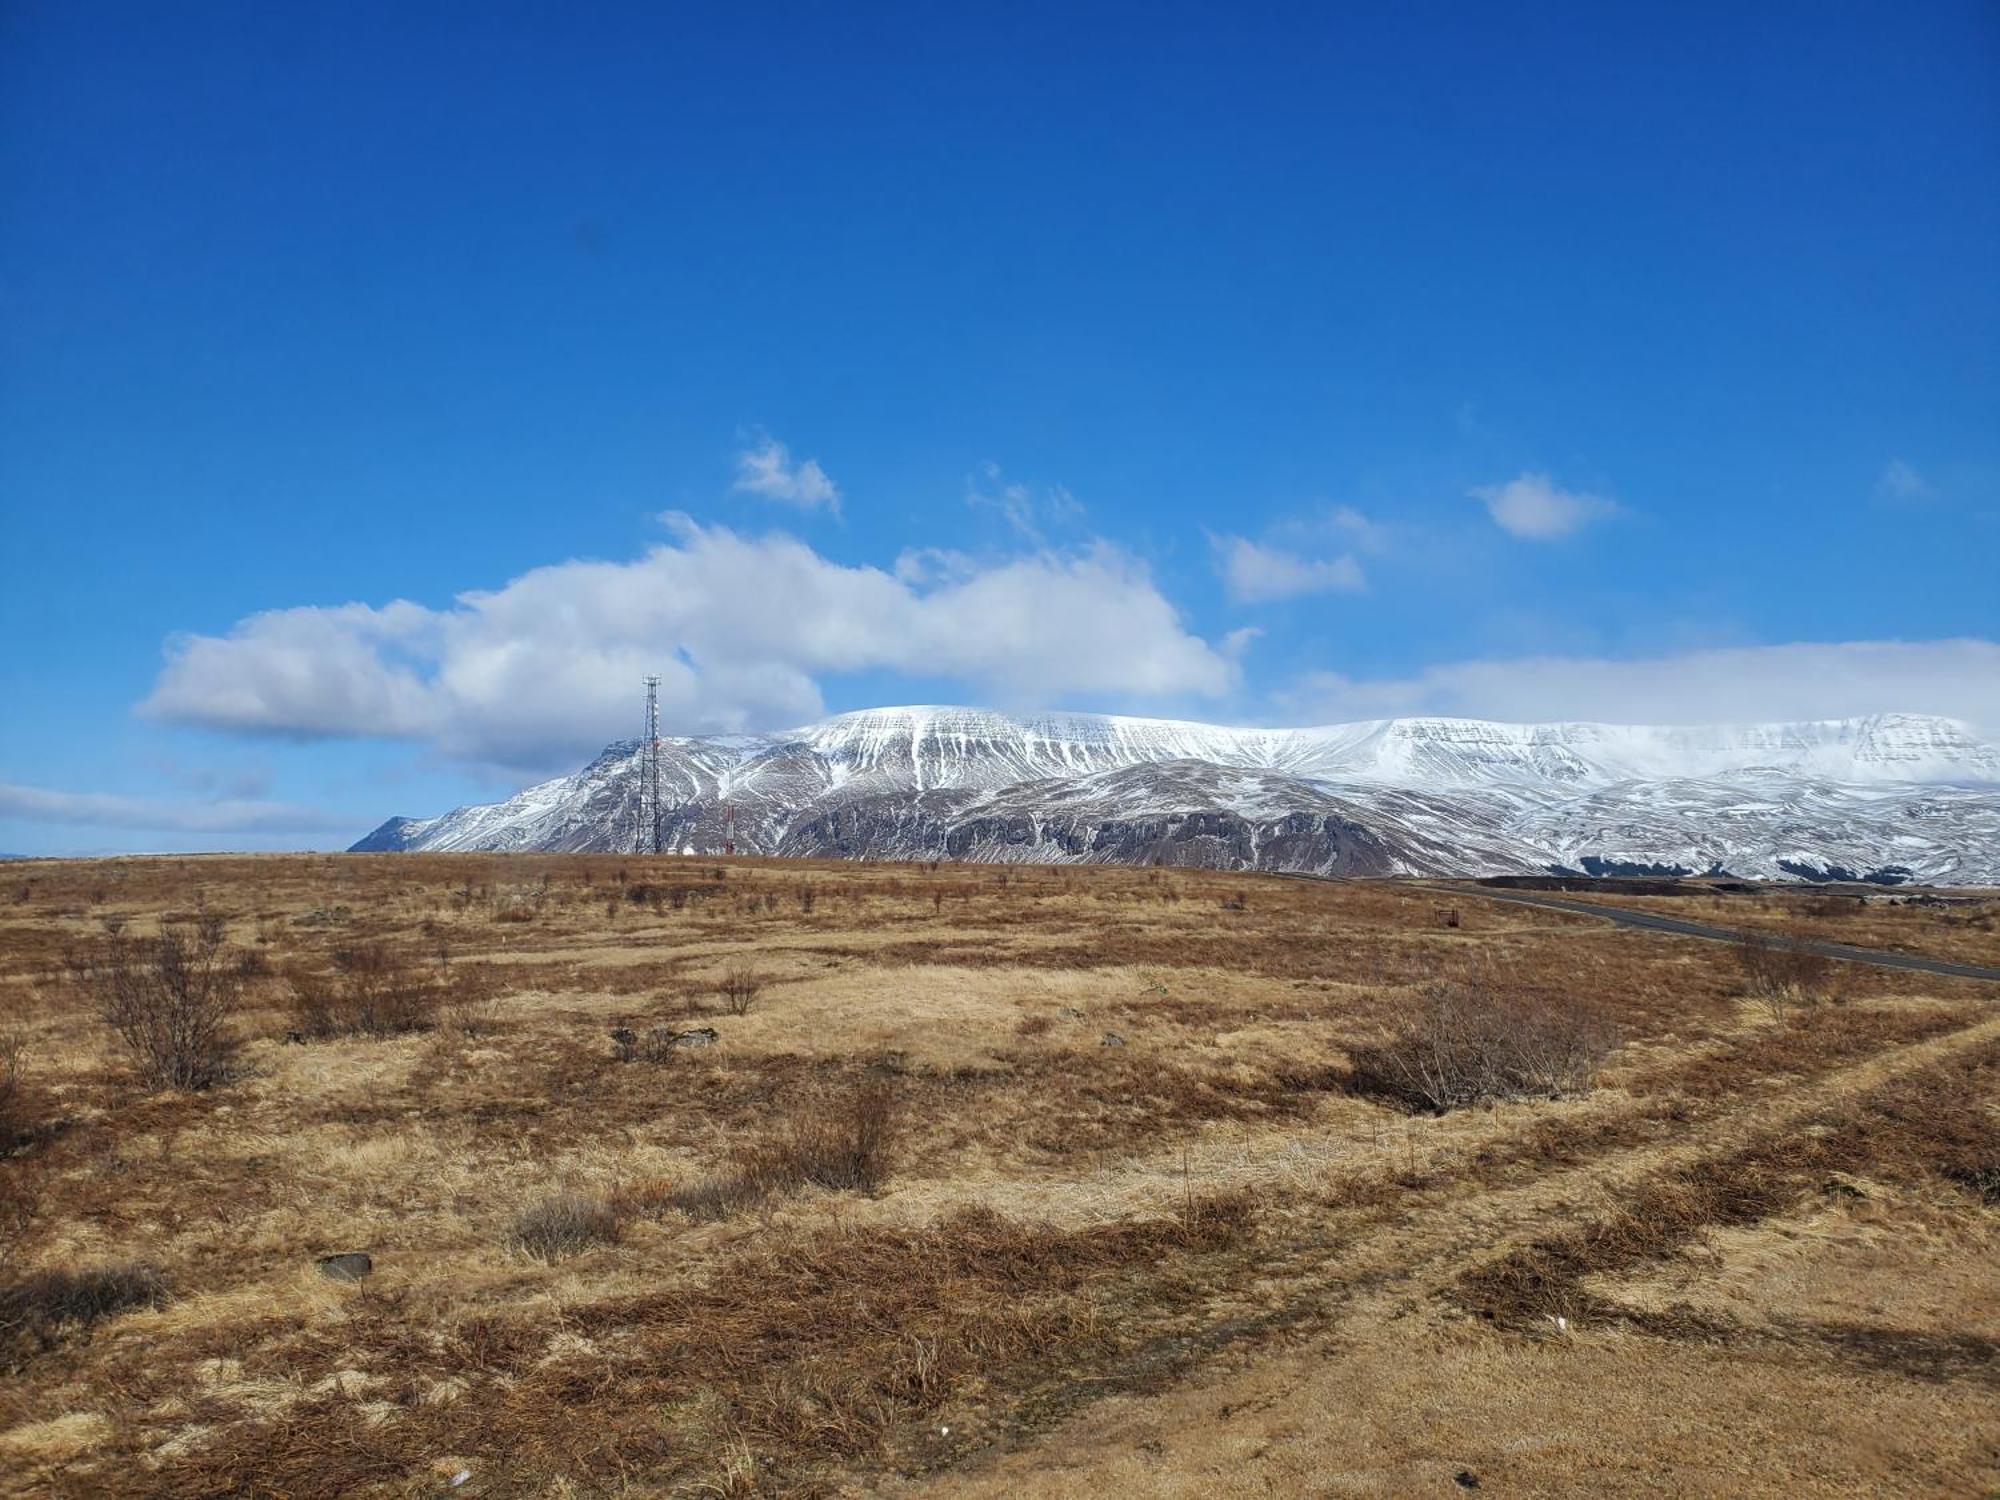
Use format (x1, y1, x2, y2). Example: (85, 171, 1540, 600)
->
(642, 675, 663, 856)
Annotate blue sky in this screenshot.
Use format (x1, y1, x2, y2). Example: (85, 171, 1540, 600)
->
(2, 0, 1996, 853)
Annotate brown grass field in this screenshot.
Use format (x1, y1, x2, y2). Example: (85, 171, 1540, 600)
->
(0, 854, 1995, 1497)
(1573, 884, 2000, 968)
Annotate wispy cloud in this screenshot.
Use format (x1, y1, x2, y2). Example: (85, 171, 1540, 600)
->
(1472, 472, 1618, 540)
(0, 783, 355, 834)
(1276, 638, 2000, 729)
(965, 463, 1085, 545)
(1212, 534, 1366, 603)
(732, 435, 841, 513)
(1324, 504, 1390, 552)
(1265, 504, 1392, 554)
(1874, 458, 1934, 505)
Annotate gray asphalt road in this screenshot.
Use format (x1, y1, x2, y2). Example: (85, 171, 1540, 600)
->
(1435, 885, 2000, 984)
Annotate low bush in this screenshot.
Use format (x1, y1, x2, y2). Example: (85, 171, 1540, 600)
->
(0, 1262, 167, 1365)
(753, 1077, 899, 1191)
(1737, 930, 1839, 1018)
(609, 1025, 692, 1064)
(1346, 980, 1618, 1114)
(288, 942, 462, 1039)
(64, 918, 243, 1091)
(511, 1191, 622, 1261)
(648, 1079, 901, 1222)
(0, 1037, 42, 1257)
(0, 1034, 30, 1153)
(718, 963, 763, 1017)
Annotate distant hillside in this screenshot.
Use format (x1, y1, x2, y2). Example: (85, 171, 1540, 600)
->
(353, 706, 2000, 885)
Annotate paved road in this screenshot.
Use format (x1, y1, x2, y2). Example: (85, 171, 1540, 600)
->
(1431, 884, 2000, 984)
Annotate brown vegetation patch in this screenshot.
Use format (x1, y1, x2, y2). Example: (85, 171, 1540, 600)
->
(0, 853, 1989, 1496)
(285, 941, 490, 1039)
(1343, 979, 1618, 1113)
(1455, 1041, 2000, 1334)
(1, 1263, 167, 1368)
(62, 918, 244, 1090)
(122, 1195, 1258, 1497)
(509, 1191, 622, 1262)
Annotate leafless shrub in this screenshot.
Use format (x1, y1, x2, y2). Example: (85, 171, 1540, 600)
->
(1346, 980, 1618, 1114)
(510, 1191, 621, 1261)
(1737, 931, 1838, 1019)
(651, 1079, 901, 1222)
(719, 963, 763, 1017)
(65, 918, 243, 1091)
(0, 1154, 42, 1262)
(0, 1262, 167, 1364)
(0, 1034, 29, 1153)
(287, 942, 458, 1039)
(609, 1025, 685, 1064)
(747, 1078, 899, 1193)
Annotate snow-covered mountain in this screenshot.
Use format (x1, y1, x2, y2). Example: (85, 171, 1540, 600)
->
(350, 706, 2000, 884)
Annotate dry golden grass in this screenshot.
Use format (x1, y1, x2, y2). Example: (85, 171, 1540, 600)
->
(1576, 884, 2000, 967)
(0, 854, 1993, 1496)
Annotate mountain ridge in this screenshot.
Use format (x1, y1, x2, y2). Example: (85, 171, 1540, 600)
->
(350, 706, 2000, 884)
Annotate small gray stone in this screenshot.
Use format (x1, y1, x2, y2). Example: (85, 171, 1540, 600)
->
(316, 1252, 373, 1282)
(672, 1027, 719, 1048)
(1099, 1031, 1127, 1048)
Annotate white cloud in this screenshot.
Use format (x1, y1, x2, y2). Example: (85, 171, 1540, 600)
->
(1472, 472, 1618, 540)
(141, 518, 1235, 772)
(732, 436, 841, 513)
(891, 546, 976, 586)
(0, 783, 354, 834)
(1326, 505, 1390, 552)
(1874, 458, 1934, 505)
(1275, 638, 2000, 730)
(145, 600, 443, 741)
(1213, 535, 1366, 603)
(1265, 505, 1392, 555)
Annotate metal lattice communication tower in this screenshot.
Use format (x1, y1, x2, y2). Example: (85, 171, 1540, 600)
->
(642, 675, 663, 855)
